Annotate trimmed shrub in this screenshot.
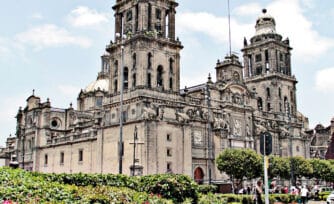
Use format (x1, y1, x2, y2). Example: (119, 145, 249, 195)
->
(136, 174, 198, 202)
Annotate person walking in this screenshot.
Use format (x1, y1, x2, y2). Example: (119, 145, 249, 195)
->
(300, 185, 309, 204)
(254, 180, 263, 204)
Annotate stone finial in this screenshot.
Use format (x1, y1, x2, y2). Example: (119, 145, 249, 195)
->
(32, 89, 35, 96)
(207, 73, 213, 84)
(70, 102, 73, 108)
(262, 8, 267, 14)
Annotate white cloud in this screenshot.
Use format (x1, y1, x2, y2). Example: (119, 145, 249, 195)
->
(68, 6, 109, 27)
(315, 68, 334, 93)
(178, 0, 334, 61)
(178, 12, 252, 51)
(233, 3, 262, 17)
(58, 85, 80, 97)
(266, 0, 334, 59)
(15, 24, 91, 50)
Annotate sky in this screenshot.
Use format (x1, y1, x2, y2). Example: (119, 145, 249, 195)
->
(0, 0, 333, 146)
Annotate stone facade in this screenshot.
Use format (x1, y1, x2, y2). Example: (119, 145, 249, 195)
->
(308, 118, 334, 159)
(8, 1, 310, 183)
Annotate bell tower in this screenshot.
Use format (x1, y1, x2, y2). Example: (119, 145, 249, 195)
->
(242, 9, 297, 117)
(107, 0, 183, 93)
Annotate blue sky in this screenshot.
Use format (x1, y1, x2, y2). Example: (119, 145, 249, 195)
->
(0, 0, 333, 146)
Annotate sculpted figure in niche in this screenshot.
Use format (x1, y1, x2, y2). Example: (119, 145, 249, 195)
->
(279, 126, 289, 138)
(142, 105, 157, 120)
(186, 109, 194, 119)
(176, 111, 190, 123)
(234, 119, 242, 136)
(246, 124, 251, 137)
(214, 117, 224, 129)
(254, 121, 267, 135)
(158, 107, 164, 120)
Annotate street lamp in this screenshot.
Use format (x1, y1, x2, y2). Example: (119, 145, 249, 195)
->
(287, 107, 295, 186)
(132, 126, 138, 176)
(205, 81, 212, 185)
(116, 32, 126, 174)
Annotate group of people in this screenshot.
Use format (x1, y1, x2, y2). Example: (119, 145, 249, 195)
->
(252, 181, 310, 204)
(291, 185, 310, 204)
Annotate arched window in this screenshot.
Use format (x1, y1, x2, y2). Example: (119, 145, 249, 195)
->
(165, 11, 169, 38)
(169, 77, 173, 90)
(132, 53, 136, 69)
(124, 67, 129, 90)
(284, 96, 290, 115)
(114, 60, 118, 76)
(114, 79, 118, 93)
(148, 53, 152, 69)
(267, 103, 271, 112)
(157, 65, 163, 87)
(132, 73, 136, 88)
(169, 58, 174, 74)
(194, 167, 204, 184)
(266, 87, 271, 99)
(257, 97, 263, 111)
(278, 88, 282, 99)
(147, 73, 151, 88)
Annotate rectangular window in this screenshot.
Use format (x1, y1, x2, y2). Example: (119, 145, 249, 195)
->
(156, 9, 161, 20)
(96, 96, 103, 107)
(78, 149, 83, 162)
(44, 154, 48, 166)
(167, 148, 172, 157)
(280, 53, 283, 61)
(126, 10, 132, 22)
(122, 111, 128, 122)
(60, 152, 64, 165)
(167, 134, 171, 141)
(265, 50, 269, 62)
(167, 162, 172, 172)
(256, 66, 262, 75)
(255, 54, 262, 62)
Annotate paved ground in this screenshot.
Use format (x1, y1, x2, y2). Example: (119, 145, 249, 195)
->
(307, 201, 326, 204)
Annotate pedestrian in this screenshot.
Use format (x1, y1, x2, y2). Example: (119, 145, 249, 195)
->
(300, 185, 309, 204)
(254, 180, 263, 204)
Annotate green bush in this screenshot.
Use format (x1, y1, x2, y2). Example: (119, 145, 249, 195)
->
(0, 168, 174, 203)
(319, 191, 331, 201)
(197, 184, 218, 194)
(0, 167, 201, 203)
(136, 174, 198, 203)
(198, 193, 227, 204)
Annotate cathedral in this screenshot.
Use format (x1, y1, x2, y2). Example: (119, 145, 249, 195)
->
(10, 0, 310, 183)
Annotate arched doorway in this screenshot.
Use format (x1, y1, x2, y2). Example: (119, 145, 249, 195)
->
(194, 167, 204, 184)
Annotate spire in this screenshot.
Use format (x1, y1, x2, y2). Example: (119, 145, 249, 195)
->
(255, 8, 276, 36)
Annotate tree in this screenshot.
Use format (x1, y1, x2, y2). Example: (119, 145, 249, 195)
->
(289, 156, 313, 185)
(216, 148, 262, 190)
(268, 156, 290, 180)
(309, 159, 332, 182)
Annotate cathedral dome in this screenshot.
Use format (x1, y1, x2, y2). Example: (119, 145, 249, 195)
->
(85, 73, 109, 92)
(255, 9, 276, 36)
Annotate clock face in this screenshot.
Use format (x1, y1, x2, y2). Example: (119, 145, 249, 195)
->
(193, 131, 203, 145)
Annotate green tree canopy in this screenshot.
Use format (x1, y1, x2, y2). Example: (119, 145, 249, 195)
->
(216, 148, 263, 182)
(268, 156, 290, 179)
(309, 158, 332, 181)
(290, 156, 313, 185)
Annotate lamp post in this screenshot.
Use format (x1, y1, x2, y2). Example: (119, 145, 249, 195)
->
(132, 126, 138, 176)
(116, 33, 126, 174)
(205, 81, 212, 185)
(288, 108, 294, 186)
